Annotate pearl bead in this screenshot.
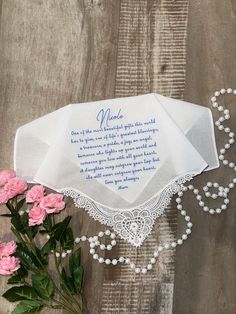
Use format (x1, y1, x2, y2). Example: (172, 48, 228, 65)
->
(100, 244, 105, 250)
(203, 186, 208, 191)
(215, 91, 220, 96)
(164, 244, 170, 249)
(147, 264, 153, 270)
(233, 178, 236, 183)
(107, 245, 112, 250)
(112, 259, 118, 265)
(158, 246, 163, 252)
(177, 239, 183, 245)
(220, 88, 226, 94)
(215, 121, 220, 126)
(213, 182, 219, 188)
(182, 234, 188, 240)
(178, 191, 183, 197)
(218, 106, 224, 112)
(110, 233, 116, 239)
(221, 204, 227, 210)
(227, 88, 232, 93)
(187, 222, 193, 228)
(219, 155, 224, 160)
(207, 182, 213, 187)
(225, 114, 230, 119)
(125, 258, 130, 264)
(188, 185, 194, 190)
(171, 242, 177, 248)
(135, 268, 141, 273)
(234, 89, 236, 94)
(220, 148, 226, 154)
(218, 125, 224, 130)
(212, 194, 217, 199)
(93, 254, 98, 260)
(224, 198, 229, 204)
(186, 229, 191, 235)
(90, 243, 95, 248)
(66, 250, 72, 254)
(223, 160, 229, 165)
(142, 268, 147, 274)
(130, 262, 135, 269)
(224, 109, 229, 114)
(199, 201, 204, 207)
(75, 237, 80, 243)
(181, 210, 186, 216)
(150, 258, 156, 264)
(176, 198, 181, 203)
(216, 208, 221, 214)
(225, 127, 230, 133)
(105, 259, 111, 265)
(211, 96, 217, 102)
(81, 236, 87, 241)
(193, 189, 199, 194)
(209, 209, 215, 214)
(229, 132, 234, 138)
(212, 102, 218, 108)
(98, 257, 104, 263)
(55, 252, 60, 258)
(185, 216, 190, 221)
(105, 230, 111, 236)
(177, 204, 183, 210)
(196, 195, 202, 200)
(119, 257, 125, 263)
(93, 236, 98, 241)
(111, 240, 116, 246)
(95, 240, 100, 246)
(182, 186, 188, 191)
(219, 116, 225, 122)
(229, 139, 235, 144)
(98, 232, 104, 237)
(229, 163, 235, 168)
(90, 249, 95, 254)
(154, 251, 159, 258)
(203, 206, 209, 212)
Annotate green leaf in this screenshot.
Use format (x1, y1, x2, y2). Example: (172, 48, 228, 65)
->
(6, 201, 17, 215)
(52, 216, 71, 241)
(7, 265, 28, 284)
(69, 248, 83, 293)
(11, 215, 25, 233)
(61, 268, 76, 294)
(42, 215, 52, 232)
(41, 238, 56, 256)
(2, 286, 38, 302)
(12, 300, 43, 314)
(17, 198, 26, 211)
(31, 272, 54, 300)
(60, 227, 74, 251)
(72, 266, 83, 293)
(0, 213, 12, 217)
(15, 244, 41, 270)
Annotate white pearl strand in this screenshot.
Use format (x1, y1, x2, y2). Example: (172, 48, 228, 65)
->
(57, 88, 235, 274)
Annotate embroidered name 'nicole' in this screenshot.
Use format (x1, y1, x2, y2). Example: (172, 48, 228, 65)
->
(97, 108, 124, 128)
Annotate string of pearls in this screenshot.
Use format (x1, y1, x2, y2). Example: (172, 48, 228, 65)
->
(56, 88, 235, 274)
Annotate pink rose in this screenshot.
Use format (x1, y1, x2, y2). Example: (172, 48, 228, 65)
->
(0, 256, 20, 275)
(4, 177, 27, 198)
(28, 206, 47, 226)
(26, 185, 45, 204)
(0, 241, 17, 258)
(0, 170, 16, 186)
(0, 189, 9, 205)
(40, 193, 65, 214)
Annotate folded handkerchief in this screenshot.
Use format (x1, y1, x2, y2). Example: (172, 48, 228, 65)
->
(14, 94, 219, 246)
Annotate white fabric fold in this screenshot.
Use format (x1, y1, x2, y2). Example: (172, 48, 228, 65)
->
(14, 93, 219, 246)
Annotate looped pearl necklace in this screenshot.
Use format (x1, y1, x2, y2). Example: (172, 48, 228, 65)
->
(58, 88, 235, 274)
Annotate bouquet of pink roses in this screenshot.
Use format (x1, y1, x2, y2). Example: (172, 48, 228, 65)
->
(0, 170, 83, 314)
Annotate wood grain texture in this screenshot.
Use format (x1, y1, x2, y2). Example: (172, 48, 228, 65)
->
(0, 0, 235, 314)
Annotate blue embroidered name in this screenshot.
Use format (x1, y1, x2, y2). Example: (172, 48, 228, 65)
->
(96, 108, 123, 128)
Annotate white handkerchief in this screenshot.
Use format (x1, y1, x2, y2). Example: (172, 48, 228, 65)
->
(14, 93, 219, 246)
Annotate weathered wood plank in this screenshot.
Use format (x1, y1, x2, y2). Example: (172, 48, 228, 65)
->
(173, 1, 236, 314)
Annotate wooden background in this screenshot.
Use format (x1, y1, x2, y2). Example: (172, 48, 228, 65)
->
(0, 0, 236, 313)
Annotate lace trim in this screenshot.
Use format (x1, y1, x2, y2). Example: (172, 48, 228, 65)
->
(60, 173, 194, 247)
